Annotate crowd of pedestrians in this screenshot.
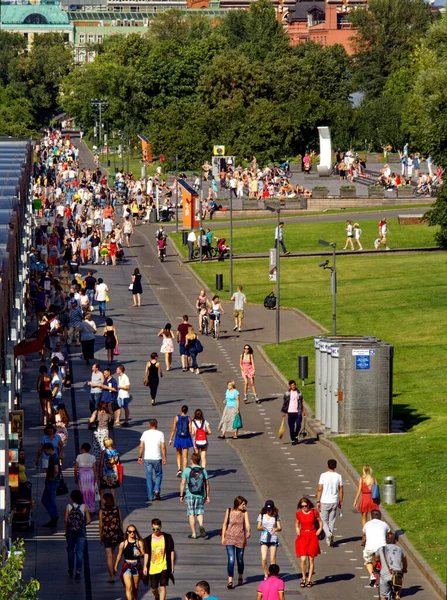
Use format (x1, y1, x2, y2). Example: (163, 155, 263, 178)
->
(20, 128, 412, 600)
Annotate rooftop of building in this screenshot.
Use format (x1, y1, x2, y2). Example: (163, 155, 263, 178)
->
(0, 4, 71, 24)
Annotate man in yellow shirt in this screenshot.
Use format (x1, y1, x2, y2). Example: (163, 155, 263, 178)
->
(143, 518, 175, 600)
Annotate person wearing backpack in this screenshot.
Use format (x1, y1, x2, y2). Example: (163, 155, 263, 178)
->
(191, 409, 212, 468)
(180, 453, 210, 539)
(64, 489, 91, 580)
(169, 405, 193, 478)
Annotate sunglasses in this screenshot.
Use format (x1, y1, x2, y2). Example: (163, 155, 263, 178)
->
(127, 529, 136, 534)
(152, 526, 161, 531)
(300, 504, 309, 508)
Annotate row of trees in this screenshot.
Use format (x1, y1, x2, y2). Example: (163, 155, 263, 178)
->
(0, 31, 72, 137)
(2, 0, 447, 170)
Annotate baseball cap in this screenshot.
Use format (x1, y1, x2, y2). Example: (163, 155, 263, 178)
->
(264, 500, 275, 511)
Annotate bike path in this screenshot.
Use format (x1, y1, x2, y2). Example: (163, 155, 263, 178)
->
(131, 223, 440, 600)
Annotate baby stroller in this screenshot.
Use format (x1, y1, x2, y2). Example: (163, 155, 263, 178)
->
(11, 482, 34, 532)
(116, 242, 125, 262)
(216, 238, 229, 261)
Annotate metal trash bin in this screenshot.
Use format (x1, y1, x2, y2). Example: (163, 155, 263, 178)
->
(216, 273, 223, 291)
(149, 207, 158, 223)
(182, 231, 188, 245)
(382, 476, 396, 505)
(298, 356, 308, 386)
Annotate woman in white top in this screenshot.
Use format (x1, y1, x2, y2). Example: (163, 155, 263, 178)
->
(74, 442, 97, 514)
(94, 277, 109, 317)
(257, 500, 282, 579)
(343, 220, 354, 251)
(191, 408, 212, 468)
(353, 223, 363, 251)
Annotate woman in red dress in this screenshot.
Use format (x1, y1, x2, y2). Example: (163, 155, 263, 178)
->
(295, 498, 323, 589)
(108, 234, 117, 267)
(353, 465, 380, 535)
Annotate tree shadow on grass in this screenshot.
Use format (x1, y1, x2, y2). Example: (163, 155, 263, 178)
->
(393, 403, 429, 430)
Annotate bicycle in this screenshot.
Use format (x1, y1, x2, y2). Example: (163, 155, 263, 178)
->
(193, 246, 218, 260)
(210, 313, 221, 340)
(200, 310, 209, 336)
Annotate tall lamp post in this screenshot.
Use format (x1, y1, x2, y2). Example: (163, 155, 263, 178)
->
(275, 204, 285, 345)
(229, 185, 233, 298)
(318, 239, 337, 335)
(90, 98, 108, 145)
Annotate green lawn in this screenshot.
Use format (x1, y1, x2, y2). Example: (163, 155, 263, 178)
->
(203, 203, 433, 223)
(188, 252, 447, 581)
(171, 217, 438, 257)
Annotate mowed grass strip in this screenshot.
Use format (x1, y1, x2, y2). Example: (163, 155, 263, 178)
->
(171, 217, 438, 258)
(190, 252, 447, 581)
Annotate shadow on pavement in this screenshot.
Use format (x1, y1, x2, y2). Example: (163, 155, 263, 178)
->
(318, 572, 355, 584)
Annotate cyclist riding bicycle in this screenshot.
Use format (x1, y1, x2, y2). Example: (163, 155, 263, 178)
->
(196, 289, 209, 332)
(208, 294, 225, 337)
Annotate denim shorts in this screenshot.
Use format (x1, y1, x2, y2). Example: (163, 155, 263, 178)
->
(118, 396, 129, 409)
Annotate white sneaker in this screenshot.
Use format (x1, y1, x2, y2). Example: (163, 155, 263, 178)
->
(233, 326, 238, 331)
(386, 247, 390, 251)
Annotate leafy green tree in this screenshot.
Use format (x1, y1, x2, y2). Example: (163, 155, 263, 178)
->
(350, 0, 432, 98)
(244, 0, 288, 61)
(11, 33, 73, 125)
(0, 539, 39, 599)
(198, 51, 268, 108)
(400, 17, 447, 166)
(0, 31, 26, 87)
(424, 180, 447, 248)
(0, 87, 36, 137)
(217, 10, 249, 48)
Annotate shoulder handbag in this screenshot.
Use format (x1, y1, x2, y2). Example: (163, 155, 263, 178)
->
(220, 507, 232, 537)
(56, 473, 68, 496)
(88, 418, 98, 431)
(195, 338, 204, 353)
(382, 545, 404, 589)
(313, 510, 325, 540)
(371, 479, 380, 503)
(232, 412, 243, 429)
(143, 366, 149, 387)
(117, 461, 124, 484)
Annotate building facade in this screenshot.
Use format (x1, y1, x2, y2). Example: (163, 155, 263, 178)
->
(285, 0, 365, 54)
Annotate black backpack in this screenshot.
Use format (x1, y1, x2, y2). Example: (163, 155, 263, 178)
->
(264, 292, 276, 309)
(187, 466, 205, 496)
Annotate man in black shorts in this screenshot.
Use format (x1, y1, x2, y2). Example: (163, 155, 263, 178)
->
(143, 518, 175, 600)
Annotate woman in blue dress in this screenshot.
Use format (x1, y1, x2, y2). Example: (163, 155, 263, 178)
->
(218, 381, 241, 440)
(169, 405, 193, 477)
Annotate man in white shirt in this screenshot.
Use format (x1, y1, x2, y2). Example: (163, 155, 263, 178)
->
(187, 230, 196, 260)
(138, 419, 166, 502)
(363, 510, 391, 587)
(274, 221, 290, 255)
(115, 364, 131, 427)
(231, 285, 247, 332)
(316, 459, 343, 546)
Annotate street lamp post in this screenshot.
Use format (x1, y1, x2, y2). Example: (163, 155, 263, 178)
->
(175, 155, 179, 234)
(90, 98, 108, 145)
(318, 239, 337, 335)
(229, 185, 233, 298)
(276, 206, 281, 345)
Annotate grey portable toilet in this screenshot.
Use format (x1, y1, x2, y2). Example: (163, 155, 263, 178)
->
(338, 342, 393, 433)
(314, 337, 323, 422)
(330, 344, 340, 433)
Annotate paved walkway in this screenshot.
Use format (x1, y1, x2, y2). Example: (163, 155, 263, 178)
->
(19, 138, 439, 600)
(22, 252, 297, 599)
(130, 224, 439, 600)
